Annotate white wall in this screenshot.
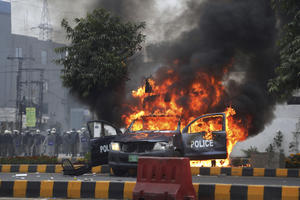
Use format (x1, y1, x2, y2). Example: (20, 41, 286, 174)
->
(231, 104, 300, 157)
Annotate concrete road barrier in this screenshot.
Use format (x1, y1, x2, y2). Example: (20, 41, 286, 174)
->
(191, 167, 300, 177)
(0, 164, 300, 178)
(0, 180, 299, 199)
(0, 164, 111, 174)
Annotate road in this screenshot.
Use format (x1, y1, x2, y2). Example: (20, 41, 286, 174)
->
(1, 172, 300, 186)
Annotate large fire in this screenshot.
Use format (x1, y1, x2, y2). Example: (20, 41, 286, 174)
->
(122, 69, 251, 167)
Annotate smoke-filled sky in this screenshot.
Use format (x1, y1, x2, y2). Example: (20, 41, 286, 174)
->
(9, 0, 287, 138)
(6, 0, 300, 155)
(10, 0, 191, 44)
(144, 0, 278, 137)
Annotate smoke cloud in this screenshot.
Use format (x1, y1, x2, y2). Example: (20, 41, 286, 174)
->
(54, 0, 279, 135)
(145, 0, 278, 136)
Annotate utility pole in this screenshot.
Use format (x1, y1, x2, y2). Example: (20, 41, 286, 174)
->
(20, 68, 44, 129)
(38, 70, 44, 128)
(7, 56, 34, 132)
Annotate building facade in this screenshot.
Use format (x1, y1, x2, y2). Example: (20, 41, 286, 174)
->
(0, 1, 87, 131)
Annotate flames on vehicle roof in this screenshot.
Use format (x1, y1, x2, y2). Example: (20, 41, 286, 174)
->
(129, 114, 180, 132)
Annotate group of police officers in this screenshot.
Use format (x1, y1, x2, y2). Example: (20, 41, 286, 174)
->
(0, 127, 90, 157)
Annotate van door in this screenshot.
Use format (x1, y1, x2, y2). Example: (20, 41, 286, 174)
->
(181, 113, 227, 160)
(87, 120, 122, 166)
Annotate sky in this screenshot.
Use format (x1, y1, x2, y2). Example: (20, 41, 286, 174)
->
(5, 0, 188, 44)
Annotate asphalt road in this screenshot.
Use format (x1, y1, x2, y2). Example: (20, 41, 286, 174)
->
(1, 172, 300, 186)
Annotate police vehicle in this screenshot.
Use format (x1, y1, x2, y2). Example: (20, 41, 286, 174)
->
(62, 113, 227, 176)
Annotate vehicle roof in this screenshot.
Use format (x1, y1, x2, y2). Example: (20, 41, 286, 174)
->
(139, 115, 181, 119)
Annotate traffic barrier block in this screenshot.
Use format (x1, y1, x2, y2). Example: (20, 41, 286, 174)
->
(276, 169, 288, 177)
(37, 165, 47, 173)
(55, 165, 63, 173)
(231, 185, 248, 200)
(19, 165, 29, 173)
(215, 184, 231, 200)
(253, 168, 265, 177)
(92, 166, 101, 173)
(13, 180, 27, 197)
(193, 183, 199, 200)
(133, 157, 196, 200)
(67, 181, 81, 198)
(210, 167, 221, 175)
(231, 167, 242, 176)
(95, 181, 109, 199)
(0, 180, 299, 199)
(282, 186, 299, 200)
(124, 181, 135, 200)
(40, 180, 53, 198)
(246, 185, 264, 200)
(1, 165, 11, 173)
(190, 167, 200, 176)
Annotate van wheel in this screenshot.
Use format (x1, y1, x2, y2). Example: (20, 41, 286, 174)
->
(112, 168, 127, 176)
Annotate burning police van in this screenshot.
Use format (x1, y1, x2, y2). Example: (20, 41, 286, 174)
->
(85, 113, 227, 176)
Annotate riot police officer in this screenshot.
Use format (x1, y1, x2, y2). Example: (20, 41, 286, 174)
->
(0, 131, 4, 157)
(12, 130, 23, 156)
(78, 128, 90, 156)
(62, 131, 71, 155)
(43, 129, 56, 156)
(3, 130, 13, 157)
(23, 130, 34, 156)
(70, 129, 79, 157)
(53, 128, 62, 156)
(32, 129, 45, 156)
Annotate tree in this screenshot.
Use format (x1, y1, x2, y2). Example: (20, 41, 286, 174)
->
(265, 130, 284, 153)
(273, 130, 284, 153)
(242, 146, 259, 158)
(55, 8, 145, 122)
(55, 8, 145, 99)
(265, 143, 275, 153)
(268, 0, 300, 101)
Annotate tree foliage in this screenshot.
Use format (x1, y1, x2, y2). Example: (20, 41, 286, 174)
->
(55, 9, 145, 98)
(242, 146, 259, 158)
(265, 130, 284, 153)
(268, 0, 300, 101)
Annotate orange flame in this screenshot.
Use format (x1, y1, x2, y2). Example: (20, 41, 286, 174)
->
(123, 70, 251, 167)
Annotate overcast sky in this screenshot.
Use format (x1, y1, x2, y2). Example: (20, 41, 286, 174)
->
(6, 0, 188, 44)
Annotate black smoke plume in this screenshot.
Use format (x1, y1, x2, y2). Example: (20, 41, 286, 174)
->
(67, 0, 279, 136)
(145, 0, 278, 136)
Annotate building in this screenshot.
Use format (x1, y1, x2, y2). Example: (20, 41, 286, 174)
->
(0, 1, 88, 131)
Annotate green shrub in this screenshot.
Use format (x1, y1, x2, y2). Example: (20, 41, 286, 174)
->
(0, 156, 58, 164)
(285, 153, 300, 168)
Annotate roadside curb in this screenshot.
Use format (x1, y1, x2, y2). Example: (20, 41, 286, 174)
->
(0, 180, 299, 199)
(191, 167, 300, 177)
(0, 164, 110, 174)
(0, 164, 299, 177)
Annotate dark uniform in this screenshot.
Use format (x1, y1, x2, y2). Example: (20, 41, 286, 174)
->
(0, 132, 4, 157)
(70, 129, 79, 157)
(43, 131, 56, 156)
(23, 131, 34, 156)
(2, 130, 13, 157)
(78, 129, 90, 156)
(12, 130, 23, 156)
(55, 132, 62, 156)
(32, 130, 45, 156)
